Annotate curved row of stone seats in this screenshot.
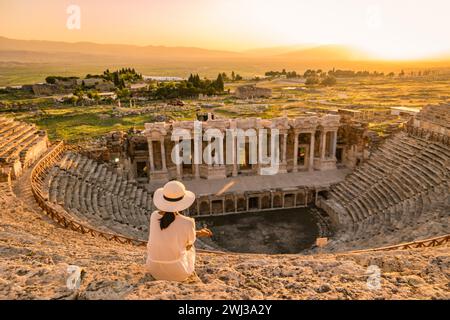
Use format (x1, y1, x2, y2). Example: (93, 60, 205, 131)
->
(325, 201, 449, 252)
(46, 152, 153, 240)
(0, 117, 49, 180)
(328, 131, 449, 225)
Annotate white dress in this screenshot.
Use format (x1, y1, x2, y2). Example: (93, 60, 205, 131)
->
(145, 211, 196, 281)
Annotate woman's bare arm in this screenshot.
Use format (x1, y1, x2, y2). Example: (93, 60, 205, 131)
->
(196, 228, 213, 238)
(186, 228, 213, 250)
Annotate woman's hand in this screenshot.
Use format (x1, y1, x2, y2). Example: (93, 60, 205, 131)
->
(196, 228, 213, 238)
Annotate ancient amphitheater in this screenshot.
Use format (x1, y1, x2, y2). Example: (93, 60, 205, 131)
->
(0, 104, 448, 299)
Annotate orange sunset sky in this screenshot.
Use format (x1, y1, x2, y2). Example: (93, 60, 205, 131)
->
(1, 0, 450, 60)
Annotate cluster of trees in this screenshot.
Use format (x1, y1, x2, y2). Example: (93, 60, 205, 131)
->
(218, 71, 243, 82)
(397, 70, 438, 77)
(102, 68, 143, 88)
(302, 69, 336, 86)
(305, 75, 337, 86)
(70, 87, 101, 105)
(263, 68, 337, 85)
(310, 68, 436, 78)
(327, 69, 387, 77)
(303, 69, 326, 78)
(143, 73, 226, 100)
(45, 76, 79, 84)
(187, 73, 224, 91)
(265, 69, 300, 79)
(264, 67, 432, 82)
(66, 68, 143, 103)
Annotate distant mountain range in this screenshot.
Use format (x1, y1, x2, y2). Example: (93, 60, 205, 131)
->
(0, 36, 240, 63)
(2, 35, 450, 64)
(0, 36, 385, 62)
(0, 36, 449, 86)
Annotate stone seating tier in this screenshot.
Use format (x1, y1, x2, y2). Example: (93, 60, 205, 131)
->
(47, 152, 153, 240)
(327, 132, 449, 229)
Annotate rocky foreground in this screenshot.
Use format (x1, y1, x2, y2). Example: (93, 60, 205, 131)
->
(0, 182, 449, 300)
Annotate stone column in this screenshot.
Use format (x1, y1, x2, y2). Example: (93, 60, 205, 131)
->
(231, 134, 238, 177)
(191, 139, 196, 175)
(270, 192, 274, 209)
(160, 137, 167, 170)
(207, 136, 213, 177)
(254, 129, 261, 174)
(217, 132, 224, 167)
(320, 131, 327, 160)
(148, 139, 155, 171)
(282, 133, 288, 164)
(309, 131, 315, 172)
(331, 130, 337, 159)
(194, 134, 201, 180)
(175, 140, 182, 179)
(293, 132, 299, 172)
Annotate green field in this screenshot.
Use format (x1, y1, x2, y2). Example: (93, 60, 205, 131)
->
(2, 76, 449, 142)
(7, 106, 154, 141)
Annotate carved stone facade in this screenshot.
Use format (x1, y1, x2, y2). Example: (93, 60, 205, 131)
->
(140, 115, 342, 182)
(187, 187, 315, 217)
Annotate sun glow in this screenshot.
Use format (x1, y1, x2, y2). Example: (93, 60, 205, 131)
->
(362, 45, 442, 61)
(0, 0, 449, 60)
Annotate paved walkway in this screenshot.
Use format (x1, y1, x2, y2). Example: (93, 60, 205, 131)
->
(11, 145, 60, 227)
(148, 169, 350, 195)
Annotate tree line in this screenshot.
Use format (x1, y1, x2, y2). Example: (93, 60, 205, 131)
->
(146, 73, 226, 99)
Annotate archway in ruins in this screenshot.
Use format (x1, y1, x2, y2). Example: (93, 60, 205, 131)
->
(199, 201, 209, 215)
(211, 200, 223, 214)
(284, 194, 295, 207)
(237, 198, 246, 211)
(225, 199, 235, 213)
(261, 195, 271, 209)
(248, 197, 259, 210)
(273, 195, 282, 208)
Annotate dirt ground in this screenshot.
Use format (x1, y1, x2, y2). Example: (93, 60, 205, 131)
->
(1, 182, 449, 300)
(197, 208, 319, 254)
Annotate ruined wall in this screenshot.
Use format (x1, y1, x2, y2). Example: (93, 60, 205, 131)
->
(414, 104, 450, 135)
(337, 121, 370, 168)
(234, 85, 272, 99)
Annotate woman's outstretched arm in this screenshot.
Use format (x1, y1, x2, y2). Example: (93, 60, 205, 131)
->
(186, 228, 213, 250)
(196, 228, 213, 238)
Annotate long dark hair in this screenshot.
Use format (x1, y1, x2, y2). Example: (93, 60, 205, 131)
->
(159, 211, 176, 230)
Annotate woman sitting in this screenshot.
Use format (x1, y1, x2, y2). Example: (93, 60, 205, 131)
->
(146, 180, 212, 281)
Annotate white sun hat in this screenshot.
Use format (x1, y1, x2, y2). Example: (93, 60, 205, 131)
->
(153, 181, 196, 212)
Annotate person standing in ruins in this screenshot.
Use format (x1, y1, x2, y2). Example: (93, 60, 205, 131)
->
(146, 180, 212, 281)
